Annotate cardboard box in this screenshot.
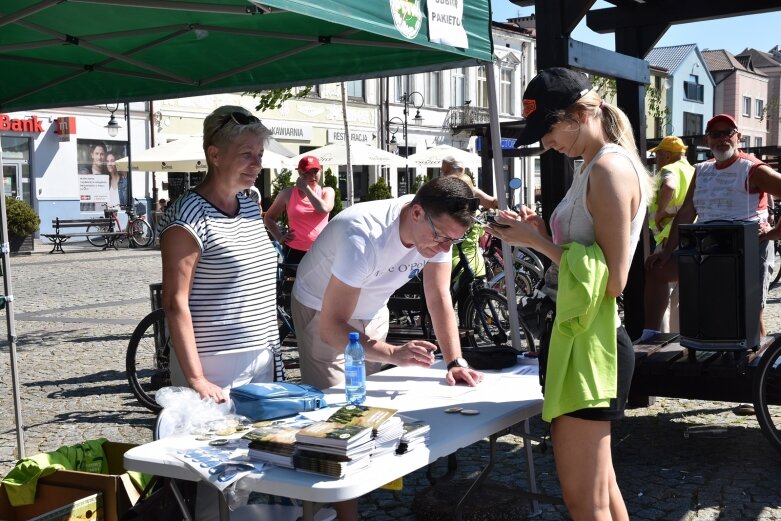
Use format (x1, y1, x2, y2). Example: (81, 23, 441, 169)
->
(0, 484, 101, 521)
(0, 442, 140, 521)
(28, 492, 103, 521)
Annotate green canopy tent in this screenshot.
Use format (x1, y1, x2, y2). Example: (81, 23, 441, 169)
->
(0, 0, 521, 459)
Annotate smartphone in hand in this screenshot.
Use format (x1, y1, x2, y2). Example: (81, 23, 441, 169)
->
(486, 214, 510, 228)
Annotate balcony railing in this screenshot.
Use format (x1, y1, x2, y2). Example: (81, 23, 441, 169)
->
(446, 104, 490, 132)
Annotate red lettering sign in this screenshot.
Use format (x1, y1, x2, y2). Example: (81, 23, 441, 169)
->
(0, 114, 45, 133)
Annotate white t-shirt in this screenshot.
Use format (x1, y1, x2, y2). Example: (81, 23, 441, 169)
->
(293, 195, 450, 320)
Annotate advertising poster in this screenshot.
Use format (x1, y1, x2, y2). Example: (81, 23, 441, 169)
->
(77, 139, 128, 212)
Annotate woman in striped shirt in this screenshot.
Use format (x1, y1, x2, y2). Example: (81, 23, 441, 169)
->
(159, 105, 282, 404)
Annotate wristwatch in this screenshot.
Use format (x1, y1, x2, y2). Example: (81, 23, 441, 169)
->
(446, 357, 469, 371)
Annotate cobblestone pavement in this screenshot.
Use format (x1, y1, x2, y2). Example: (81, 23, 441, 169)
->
(2, 241, 781, 520)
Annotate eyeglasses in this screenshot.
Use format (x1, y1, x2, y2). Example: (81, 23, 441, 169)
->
(425, 213, 468, 244)
(706, 128, 738, 139)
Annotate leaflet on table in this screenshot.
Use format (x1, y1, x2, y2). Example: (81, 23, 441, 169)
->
(174, 443, 265, 491)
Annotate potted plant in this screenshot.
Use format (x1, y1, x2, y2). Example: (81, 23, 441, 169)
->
(5, 197, 40, 254)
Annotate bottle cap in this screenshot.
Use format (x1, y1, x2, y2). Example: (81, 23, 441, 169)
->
(348, 331, 360, 341)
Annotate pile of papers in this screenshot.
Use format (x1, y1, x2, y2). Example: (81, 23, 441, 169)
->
(396, 414, 430, 455)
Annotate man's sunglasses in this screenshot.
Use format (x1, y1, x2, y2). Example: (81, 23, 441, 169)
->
(706, 128, 737, 139)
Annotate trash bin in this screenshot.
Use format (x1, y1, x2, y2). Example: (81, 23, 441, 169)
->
(149, 282, 162, 312)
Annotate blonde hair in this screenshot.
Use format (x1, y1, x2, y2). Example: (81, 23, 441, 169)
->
(555, 90, 651, 198)
(202, 105, 270, 159)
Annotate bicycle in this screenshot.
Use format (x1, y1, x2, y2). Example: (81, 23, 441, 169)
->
(451, 242, 536, 352)
(480, 224, 546, 301)
(88, 200, 154, 248)
(126, 285, 170, 413)
(127, 266, 297, 412)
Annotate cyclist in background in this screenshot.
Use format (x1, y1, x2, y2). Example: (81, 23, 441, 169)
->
(440, 156, 494, 279)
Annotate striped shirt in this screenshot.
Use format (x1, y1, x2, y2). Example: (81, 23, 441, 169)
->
(159, 191, 279, 357)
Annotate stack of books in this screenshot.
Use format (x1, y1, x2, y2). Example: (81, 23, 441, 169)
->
(395, 414, 431, 455)
(293, 404, 401, 478)
(243, 416, 315, 468)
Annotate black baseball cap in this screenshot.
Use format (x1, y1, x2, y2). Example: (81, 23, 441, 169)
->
(516, 67, 593, 146)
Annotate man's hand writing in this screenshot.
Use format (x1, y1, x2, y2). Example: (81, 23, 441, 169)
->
(390, 340, 437, 368)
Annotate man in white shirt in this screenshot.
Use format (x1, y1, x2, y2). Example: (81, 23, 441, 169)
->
(292, 176, 484, 390)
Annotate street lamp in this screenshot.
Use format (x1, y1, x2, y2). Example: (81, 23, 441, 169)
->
(387, 90, 423, 194)
(105, 103, 133, 222)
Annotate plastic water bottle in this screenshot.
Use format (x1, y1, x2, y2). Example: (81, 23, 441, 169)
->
(344, 331, 366, 405)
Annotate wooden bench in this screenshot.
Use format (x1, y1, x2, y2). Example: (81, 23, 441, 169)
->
(41, 217, 125, 253)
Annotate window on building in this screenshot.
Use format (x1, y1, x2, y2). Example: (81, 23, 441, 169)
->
(743, 96, 752, 117)
(683, 75, 704, 102)
(394, 76, 405, 101)
(756, 136, 763, 148)
(451, 68, 466, 107)
(740, 135, 750, 149)
(346, 80, 364, 101)
(682, 112, 703, 136)
(500, 67, 514, 114)
(756, 99, 765, 119)
(425, 71, 442, 107)
(476, 66, 488, 108)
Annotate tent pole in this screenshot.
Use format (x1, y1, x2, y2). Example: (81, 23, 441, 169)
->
(485, 65, 523, 351)
(0, 135, 26, 459)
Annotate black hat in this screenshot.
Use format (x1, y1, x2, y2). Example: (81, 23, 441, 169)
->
(516, 67, 593, 147)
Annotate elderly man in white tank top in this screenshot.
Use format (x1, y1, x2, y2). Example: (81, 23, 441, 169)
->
(643, 113, 781, 341)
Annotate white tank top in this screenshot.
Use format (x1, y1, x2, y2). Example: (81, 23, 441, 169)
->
(545, 143, 648, 294)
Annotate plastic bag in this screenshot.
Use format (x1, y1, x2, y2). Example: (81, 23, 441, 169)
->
(155, 386, 244, 438)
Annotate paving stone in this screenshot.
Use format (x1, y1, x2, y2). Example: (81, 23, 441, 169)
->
(2, 241, 781, 519)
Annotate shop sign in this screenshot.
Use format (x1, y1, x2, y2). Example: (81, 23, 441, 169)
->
(326, 129, 373, 144)
(267, 122, 312, 141)
(0, 114, 45, 133)
(54, 116, 77, 142)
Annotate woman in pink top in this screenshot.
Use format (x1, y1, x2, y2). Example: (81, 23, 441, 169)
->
(264, 155, 335, 263)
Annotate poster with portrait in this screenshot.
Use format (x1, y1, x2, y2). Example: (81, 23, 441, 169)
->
(77, 139, 128, 213)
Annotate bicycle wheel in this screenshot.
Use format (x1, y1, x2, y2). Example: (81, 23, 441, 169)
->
(486, 269, 534, 302)
(753, 337, 781, 455)
(772, 241, 781, 287)
(86, 225, 110, 247)
(126, 308, 170, 412)
(463, 288, 535, 352)
(129, 218, 154, 247)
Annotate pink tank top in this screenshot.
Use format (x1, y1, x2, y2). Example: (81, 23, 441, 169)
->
(287, 185, 328, 251)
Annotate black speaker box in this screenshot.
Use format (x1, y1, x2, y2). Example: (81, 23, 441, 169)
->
(677, 221, 760, 351)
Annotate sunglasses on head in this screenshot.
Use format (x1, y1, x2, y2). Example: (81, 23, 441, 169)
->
(706, 128, 737, 139)
(216, 111, 261, 133)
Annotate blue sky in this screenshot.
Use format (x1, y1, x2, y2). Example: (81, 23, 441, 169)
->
(491, 1, 781, 56)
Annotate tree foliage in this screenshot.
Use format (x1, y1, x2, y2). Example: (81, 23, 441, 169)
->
(366, 177, 393, 201)
(410, 174, 426, 194)
(270, 168, 294, 226)
(248, 86, 313, 112)
(324, 168, 342, 218)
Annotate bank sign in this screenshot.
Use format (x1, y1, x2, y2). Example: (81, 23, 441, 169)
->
(0, 114, 45, 133)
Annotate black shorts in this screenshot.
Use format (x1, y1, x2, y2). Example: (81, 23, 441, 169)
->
(564, 326, 634, 422)
(539, 318, 634, 422)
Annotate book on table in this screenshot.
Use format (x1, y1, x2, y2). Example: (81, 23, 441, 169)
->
(294, 421, 374, 452)
(396, 414, 431, 455)
(243, 417, 314, 468)
(292, 450, 372, 478)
